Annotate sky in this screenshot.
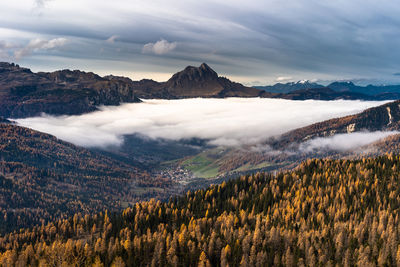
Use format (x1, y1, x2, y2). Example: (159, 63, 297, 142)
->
(2, 0, 400, 85)
(13, 98, 388, 148)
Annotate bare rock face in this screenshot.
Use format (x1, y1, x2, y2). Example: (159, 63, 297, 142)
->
(163, 63, 223, 97)
(166, 63, 219, 87)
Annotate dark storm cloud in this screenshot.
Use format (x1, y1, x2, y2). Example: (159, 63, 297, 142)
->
(2, 0, 400, 83)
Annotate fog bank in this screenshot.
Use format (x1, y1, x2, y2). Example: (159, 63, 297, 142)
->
(300, 131, 399, 152)
(13, 98, 388, 148)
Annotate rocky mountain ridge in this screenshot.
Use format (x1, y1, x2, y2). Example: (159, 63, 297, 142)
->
(0, 62, 141, 118)
(257, 80, 400, 98)
(2, 62, 400, 118)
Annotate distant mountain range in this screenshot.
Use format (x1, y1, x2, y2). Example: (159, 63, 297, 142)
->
(255, 80, 324, 93)
(267, 87, 378, 101)
(256, 80, 400, 99)
(2, 62, 400, 118)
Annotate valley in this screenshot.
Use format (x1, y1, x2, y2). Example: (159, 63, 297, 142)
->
(2, 62, 400, 264)
(3, 61, 400, 234)
(165, 99, 400, 183)
(11, 97, 391, 185)
(0, 122, 183, 233)
(4, 0, 400, 265)
(0, 0, 400, 267)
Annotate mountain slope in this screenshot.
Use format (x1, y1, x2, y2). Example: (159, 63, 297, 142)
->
(255, 80, 324, 93)
(172, 100, 400, 179)
(272, 100, 400, 148)
(328, 81, 400, 95)
(0, 62, 264, 118)
(0, 62, 141, 118)
(0, 122, 176, 233)
(2, 155, 400, 266)
(257, 80, 400, 99)
(270, 87, 374, 100)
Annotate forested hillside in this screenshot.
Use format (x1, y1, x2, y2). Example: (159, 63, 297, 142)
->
(1, 154, 400, 266)
(176, 99, 400, 180)
(271, 99, 400, 149)
(0, 123, 176, 234)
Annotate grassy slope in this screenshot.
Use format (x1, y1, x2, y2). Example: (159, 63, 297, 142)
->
(177, 147, 289, 179)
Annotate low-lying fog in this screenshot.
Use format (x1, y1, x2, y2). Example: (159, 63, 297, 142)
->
(300, 131, 399, 152)
(14, 98, 390, 148)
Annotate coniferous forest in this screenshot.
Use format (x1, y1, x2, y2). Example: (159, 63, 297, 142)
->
(1, 155, 400, 266)
(4, 0, 400, 266)
(0, 123, 175, 234)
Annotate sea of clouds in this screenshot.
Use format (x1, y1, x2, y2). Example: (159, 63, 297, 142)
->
(13, 98, 392, 148)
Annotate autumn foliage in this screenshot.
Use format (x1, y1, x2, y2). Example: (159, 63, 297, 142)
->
(0, 123, 174, 233)
(1, 154, 400, 266)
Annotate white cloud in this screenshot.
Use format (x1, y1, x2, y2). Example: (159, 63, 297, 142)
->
(13, 98, 388, 148)
(106, 35, 119, 44)
(276, 76, 293, 83)
(142, 39, 177, 55)
(299, 131, 399, 152)
(0, 41, 14, 60)
(0, 41, 14, 50)
(4, 0, 400, 84)
(35, 0, 52, 8)
(14, 37, 67, 59)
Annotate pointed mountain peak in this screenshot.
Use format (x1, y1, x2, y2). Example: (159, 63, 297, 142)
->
(198, 63, 218, 77)
(168, 63, 219, 85)
(179, 63, 218, 76)
(199, 62, 212, 70)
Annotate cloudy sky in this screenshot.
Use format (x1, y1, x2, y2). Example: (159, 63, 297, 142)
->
(2, 0, 400, 85)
